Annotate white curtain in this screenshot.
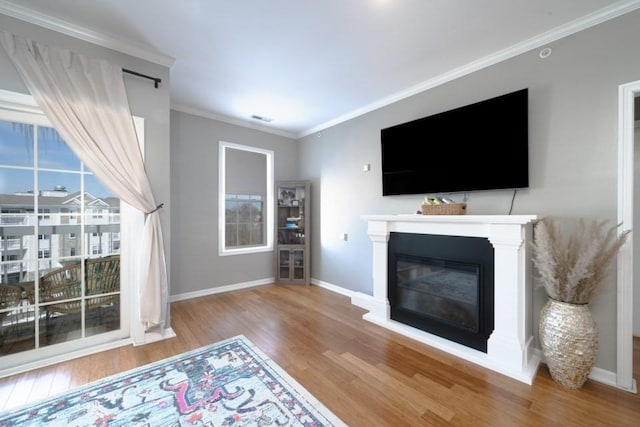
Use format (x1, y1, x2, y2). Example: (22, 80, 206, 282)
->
(0, 31, 168, 329)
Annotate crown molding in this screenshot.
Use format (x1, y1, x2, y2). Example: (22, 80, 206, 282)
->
(0, 0, 175, 67)
(171, 103, 298, 140)
(299, 0, 640, 138)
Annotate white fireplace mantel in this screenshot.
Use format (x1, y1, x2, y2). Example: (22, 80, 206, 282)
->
(361, 214, 540, 384)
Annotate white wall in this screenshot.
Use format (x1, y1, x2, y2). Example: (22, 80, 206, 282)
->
(297, 10, 640, 373)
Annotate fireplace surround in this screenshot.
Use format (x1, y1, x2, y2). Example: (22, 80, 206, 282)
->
(361, 214, 539, 384)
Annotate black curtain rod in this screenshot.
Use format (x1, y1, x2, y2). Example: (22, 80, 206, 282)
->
(122, 68, 161, 88)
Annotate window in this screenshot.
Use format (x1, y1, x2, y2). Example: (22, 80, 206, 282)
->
(38, 249, 50, 259)
(218, 141, 273, 256)
(0, 104, 122, 357)
(225, 194, 264, 247)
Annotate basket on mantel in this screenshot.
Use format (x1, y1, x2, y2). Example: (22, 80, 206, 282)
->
(420, 203, 467, 215)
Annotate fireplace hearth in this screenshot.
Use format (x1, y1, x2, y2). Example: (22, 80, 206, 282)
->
(388, 232, 494, 352)
(360, 214, 539, 384)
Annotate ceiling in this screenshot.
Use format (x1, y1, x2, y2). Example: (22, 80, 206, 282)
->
(1, 0, 638, 138)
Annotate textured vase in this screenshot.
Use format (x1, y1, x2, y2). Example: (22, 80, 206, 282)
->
(539, 298, 599, 389)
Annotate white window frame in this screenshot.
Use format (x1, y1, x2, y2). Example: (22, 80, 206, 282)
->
(218, 141, 274, 256)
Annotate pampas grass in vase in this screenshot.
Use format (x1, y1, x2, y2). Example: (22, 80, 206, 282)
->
(531, 217, 630, 389)
(531, 217, 630, 304)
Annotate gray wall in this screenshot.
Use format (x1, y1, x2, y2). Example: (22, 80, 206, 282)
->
(0, 15, 172, 310)
(170, 110, 297, 294)
(297, 10, 640, 372)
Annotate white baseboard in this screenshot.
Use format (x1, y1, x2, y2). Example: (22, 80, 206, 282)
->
(310, 278, 357, 297)
(169, 277, 275, 302)
(349, 291, 376, 310)
(589, 366, 619, 388)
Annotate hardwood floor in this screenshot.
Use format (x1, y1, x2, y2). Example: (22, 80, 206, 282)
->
(1, 284, 639, 426)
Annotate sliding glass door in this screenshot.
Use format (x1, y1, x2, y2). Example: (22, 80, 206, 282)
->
(0, 116, 123, 357)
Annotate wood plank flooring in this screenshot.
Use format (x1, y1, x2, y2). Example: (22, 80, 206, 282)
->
(0, 284, 639, 426)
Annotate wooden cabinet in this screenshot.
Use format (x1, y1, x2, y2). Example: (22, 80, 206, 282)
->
(275, 181, 310, 284)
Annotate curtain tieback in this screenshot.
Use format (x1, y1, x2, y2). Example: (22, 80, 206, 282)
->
(146, 203, 164, 215)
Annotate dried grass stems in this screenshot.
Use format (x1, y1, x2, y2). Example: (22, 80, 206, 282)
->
(531, 218, 631, 304)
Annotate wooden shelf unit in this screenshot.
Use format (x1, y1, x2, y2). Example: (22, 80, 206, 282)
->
(275, 181, 310, 284)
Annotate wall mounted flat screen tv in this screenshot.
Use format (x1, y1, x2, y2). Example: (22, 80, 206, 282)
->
(381, 88, 528, 196)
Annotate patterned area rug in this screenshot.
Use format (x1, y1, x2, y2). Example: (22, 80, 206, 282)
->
(0, 335, 345, 426)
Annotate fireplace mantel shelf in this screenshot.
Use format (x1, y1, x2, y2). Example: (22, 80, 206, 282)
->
(362, 214, 538, 224)
(361, 213, 540, 385)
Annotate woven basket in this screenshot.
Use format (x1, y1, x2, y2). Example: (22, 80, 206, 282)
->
(421, 203, 467, 215)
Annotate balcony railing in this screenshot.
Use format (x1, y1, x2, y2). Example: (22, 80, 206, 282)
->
(0, 215, 28, 225)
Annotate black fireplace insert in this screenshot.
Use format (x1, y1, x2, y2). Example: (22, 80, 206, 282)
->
(388, 232, 494, 352)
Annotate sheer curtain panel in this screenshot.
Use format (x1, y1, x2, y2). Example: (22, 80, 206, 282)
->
(0, 30, 168, 330)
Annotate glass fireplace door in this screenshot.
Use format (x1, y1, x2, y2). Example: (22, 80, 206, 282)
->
(395, 256, 480, 332)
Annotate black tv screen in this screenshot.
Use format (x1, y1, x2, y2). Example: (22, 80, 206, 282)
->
(381, 88, 529, 196)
